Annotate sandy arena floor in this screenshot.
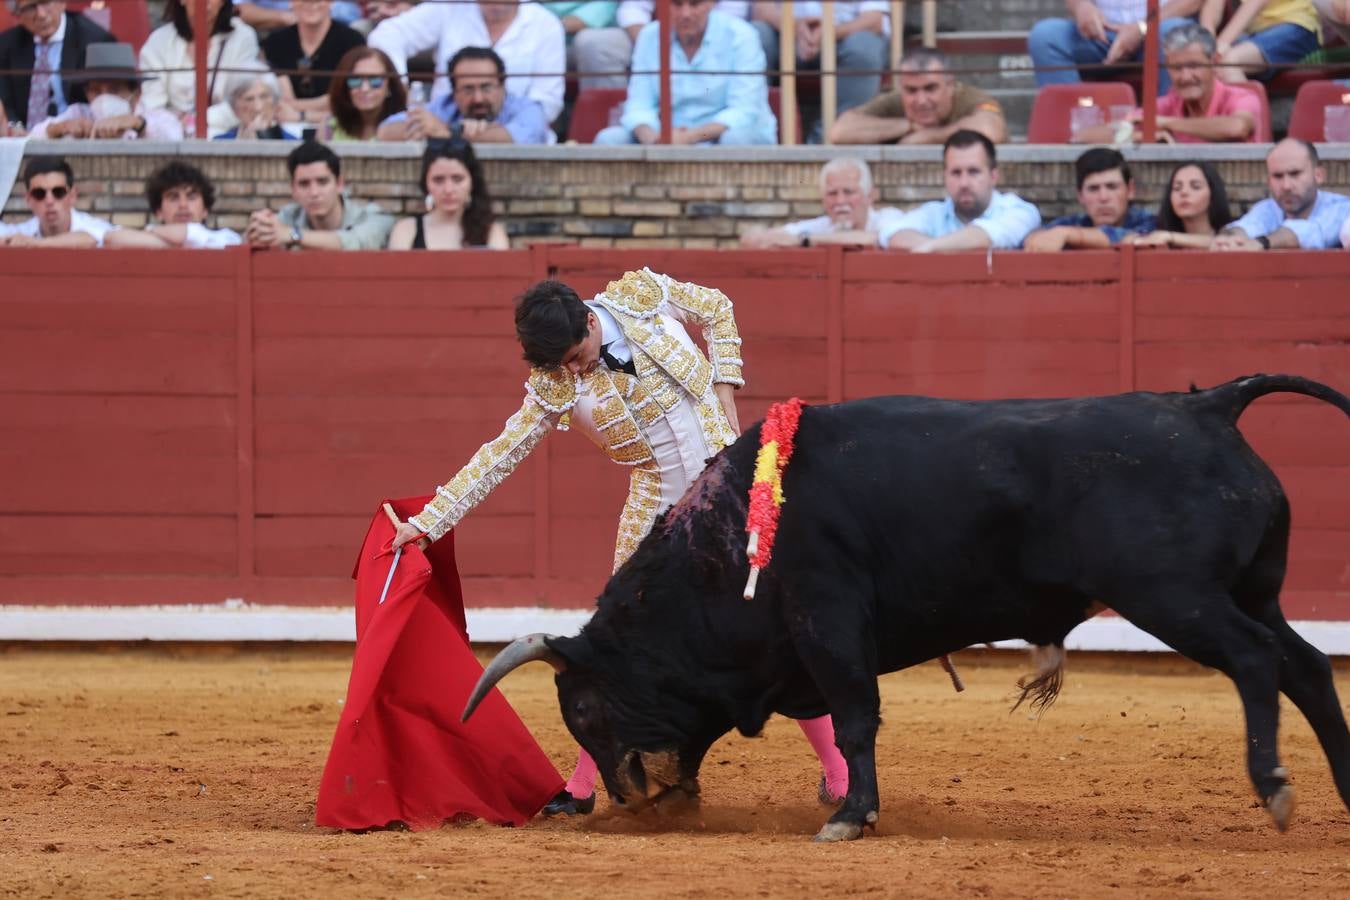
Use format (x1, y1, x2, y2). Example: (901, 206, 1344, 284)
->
(0, 645, 1347, 899)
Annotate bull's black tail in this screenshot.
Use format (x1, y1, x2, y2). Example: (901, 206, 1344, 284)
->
(1198, 373, 1350, 423)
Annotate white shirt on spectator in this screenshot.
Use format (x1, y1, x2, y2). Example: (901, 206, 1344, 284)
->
(369, 1, 566, 121)
(782, 206, 906, 238)
(28, 100, 185, 141)
(1342, 208, 1350, 250)
(617, 0, 749, 28)
(15, 209, 117, 245)
(183, 222, 243, 249)
(138, 21, 262, 138)
(1087, 1, 1149, 24)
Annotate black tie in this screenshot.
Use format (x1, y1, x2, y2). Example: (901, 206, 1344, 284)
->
(600, 343, 636, 377)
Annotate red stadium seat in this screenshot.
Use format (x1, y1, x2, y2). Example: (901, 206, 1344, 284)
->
(1026, 83, 1138, 143)
(1287, 79, 1350, 142)
(567, 88, 626, 143)
(568, 86, 794, 144)
(1230, 79, 1272, 142)
(67, 0, 152, 52)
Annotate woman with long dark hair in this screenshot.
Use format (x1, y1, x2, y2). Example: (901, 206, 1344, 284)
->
(387, 139, 508, 250)
(138, 0, 261, 137)
(1129, 160, 1234, 249)
(325, 46, 406, 141)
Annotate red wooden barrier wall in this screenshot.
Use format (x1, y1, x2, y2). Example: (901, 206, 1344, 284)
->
(1, 247, 1347, 620)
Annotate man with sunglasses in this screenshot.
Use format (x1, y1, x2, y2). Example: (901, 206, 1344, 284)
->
(377, 46, 550, 144)
(0, 155, 113, 247)
(0, 0, 116, 130)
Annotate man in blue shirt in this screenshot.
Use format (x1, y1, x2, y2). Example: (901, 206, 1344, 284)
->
(880, 130, 1042, 252)
(1025, 147, 1156, 251)
(595, 0, 776, 145)
(1214, 138, 1350, 250)
(378, 46, 553, 145)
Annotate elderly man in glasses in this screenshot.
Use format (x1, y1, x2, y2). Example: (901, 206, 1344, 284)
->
(0, 155, 115, 247)
(0, 0, 116, 130)
(377, 45, 551, 144)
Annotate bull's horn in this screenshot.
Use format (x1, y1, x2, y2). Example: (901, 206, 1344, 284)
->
(461, 633, 566, 722)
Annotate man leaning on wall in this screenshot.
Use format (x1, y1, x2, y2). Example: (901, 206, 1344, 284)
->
(741, 157, 904, 249)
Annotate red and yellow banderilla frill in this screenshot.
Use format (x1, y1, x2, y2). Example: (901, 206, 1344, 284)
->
(743, 397, 805, 600)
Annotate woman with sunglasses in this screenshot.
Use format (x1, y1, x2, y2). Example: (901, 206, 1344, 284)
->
(325, 46, 405, 141)
(261, 0, 365, 128)
(387, 139, 508, 250)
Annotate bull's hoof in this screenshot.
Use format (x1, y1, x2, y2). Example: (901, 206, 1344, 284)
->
(1265, 784, 1296, 832)
(812, 821, 864, 842)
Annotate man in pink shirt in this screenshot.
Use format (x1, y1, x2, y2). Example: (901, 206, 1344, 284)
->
(1154, 22, 1261, 142)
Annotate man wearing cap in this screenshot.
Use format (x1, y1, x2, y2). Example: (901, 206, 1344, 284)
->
(0, 0, 116, 129)
(27, 43, 183, 140)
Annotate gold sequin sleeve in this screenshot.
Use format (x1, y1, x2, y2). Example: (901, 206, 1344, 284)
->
(657, 273, 745, 388)
(411, 370, 577, 541)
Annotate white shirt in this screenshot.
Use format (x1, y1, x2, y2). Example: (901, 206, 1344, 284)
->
(617, 1, 749, 28)
(28, 100, 185, 141)
(16, 208, 116, 245)
(1342, 207, 1350, 250)
(587, 301, 632, 365)
(183, 222, 243, 249)
(369, 1, 566, 121)
(1092, 1, 1148, 25)
(782, 205, 906, 238)
(138, 21, 262, 138)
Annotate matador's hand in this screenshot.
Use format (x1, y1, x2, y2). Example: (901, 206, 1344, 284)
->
(392, 522, 430, 551)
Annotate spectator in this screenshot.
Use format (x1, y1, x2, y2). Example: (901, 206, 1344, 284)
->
(325, 45, 405, 141)
(369, 0, 566, 123)
(139, 0, 262, 138)
(616, 0, 748, 40)
(0, 155, 114, 247)
(1025, 147, 1156, 251)
(261, 0, 365, 127)
(595, 0, 775, 146)
(1028, 1, 1203, 94)
(1078, 23, 1260, 143)
(213, 63, 299, 139)
(1313, 0, 1350, 44)
(740, 157, 903, 248)
(27, 43, 183, 140)
(1203, 0, 1322, 82)
(1127, 160, 1233, 248)
(0, 0, 116, 129)
(233, 0, 362, 34)
(245, 140, 394, 250)
(880, 130, 1041, 252)
(387, 138, 508, 250)
(752, 1, 889, 140)
(1213, 138, 1350, 250)
(828, 48, 1008, 145)
(543, 2, 629, 91)
(104, 161, 243, 249)
(377, 46, 552, 144)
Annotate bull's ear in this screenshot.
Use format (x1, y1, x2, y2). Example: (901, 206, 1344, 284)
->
(544, 634, 594, 670)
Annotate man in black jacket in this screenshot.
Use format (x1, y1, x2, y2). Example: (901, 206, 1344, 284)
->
(0, 0, 115, 128)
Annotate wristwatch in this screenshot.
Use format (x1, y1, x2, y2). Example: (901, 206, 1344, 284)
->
(800, 234, 811, 248)
(286, 226, 302, 248)
(1256, 235, 1271, 250)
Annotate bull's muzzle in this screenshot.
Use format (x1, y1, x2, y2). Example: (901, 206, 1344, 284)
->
(614, 750, 698, 810)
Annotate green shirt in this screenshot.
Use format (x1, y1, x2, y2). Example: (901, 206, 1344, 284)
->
(541, 1, 618, 29)
(277, 192, 395, 251)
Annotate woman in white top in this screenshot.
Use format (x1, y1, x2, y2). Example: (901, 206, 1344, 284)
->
(139, 0, 262, 137)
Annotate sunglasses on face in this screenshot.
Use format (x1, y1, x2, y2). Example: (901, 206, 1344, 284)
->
(346, 75, 386, 90)
(29, 185, 68, 200)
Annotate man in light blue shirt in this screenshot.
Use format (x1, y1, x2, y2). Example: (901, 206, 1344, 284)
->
(1214, 138, 1350, 251)
(378, 47, 552, 144)
(880, 130, 1042, 252)
(595, 0, 776, 145)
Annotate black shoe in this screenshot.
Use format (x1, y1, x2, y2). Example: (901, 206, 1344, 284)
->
(542, 789, 595, 816)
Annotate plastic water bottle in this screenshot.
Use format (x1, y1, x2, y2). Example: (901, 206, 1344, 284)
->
(408, 80, 426, 111)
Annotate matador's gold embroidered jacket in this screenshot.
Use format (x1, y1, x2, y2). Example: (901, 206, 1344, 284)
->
(411, 268, 746, 569)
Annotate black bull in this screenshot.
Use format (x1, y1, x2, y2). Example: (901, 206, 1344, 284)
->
(465, 374, 1350, 841)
